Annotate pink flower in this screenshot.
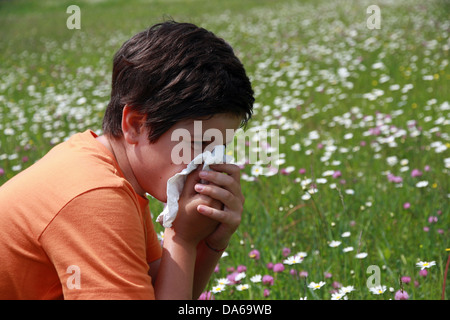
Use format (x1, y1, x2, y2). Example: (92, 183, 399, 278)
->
(262, 275, 274, 286)
(299, 168, 306, 175)
(428, 216, 438, 223)
(419, 269, 428, 277)
(263, 288, 270, 297)
(388, 173, 403, 183)
(332, 170, 342, 178)
(249, 249, 261, 260)
(369, 127, 381, 135)
(273, 263, 285, 273)
(394, 290, 409, 300)
(198, 291, 215, 300)
(282, 247, 291, 257)
(237, 265, 247, 273)
(403, 202, 411, 209)
(400, 276, 411, 284)
(227, 272, 241, 284)
(411, 169, 423, 177)
(299, 271, 308, 278)
(266, 262, 274, 270)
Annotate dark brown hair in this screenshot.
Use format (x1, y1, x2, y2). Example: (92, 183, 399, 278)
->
(102, 21, 254, 142)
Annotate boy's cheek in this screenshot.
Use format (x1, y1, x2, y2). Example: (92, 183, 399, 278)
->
(142, 164, 187, 202)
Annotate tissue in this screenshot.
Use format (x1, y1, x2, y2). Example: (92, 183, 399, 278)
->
(156, 145, 231, 228)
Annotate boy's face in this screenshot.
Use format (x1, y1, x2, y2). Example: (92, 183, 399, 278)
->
(129, 113, 241, 202)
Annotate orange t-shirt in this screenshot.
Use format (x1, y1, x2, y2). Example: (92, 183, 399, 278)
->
(0, 130, 162, 299)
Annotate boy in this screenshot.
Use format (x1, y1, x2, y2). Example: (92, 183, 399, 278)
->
(0, 21, 254, 299)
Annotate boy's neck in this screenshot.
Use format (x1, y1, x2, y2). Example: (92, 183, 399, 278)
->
(96, 135, 147, 197)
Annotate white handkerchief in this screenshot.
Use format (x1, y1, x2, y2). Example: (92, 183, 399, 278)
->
(156, 145, 231, 228)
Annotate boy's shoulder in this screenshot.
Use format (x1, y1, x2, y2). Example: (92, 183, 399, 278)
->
(0, 130, 137, 243)
(1, 130, 132, 211)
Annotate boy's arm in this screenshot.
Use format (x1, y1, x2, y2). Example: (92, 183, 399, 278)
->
(153, 228, 197, 299)
(152, 167, 222, 299)
(153, 164, 244, 299)
(191, 164, 244, 298)
(192, 240, 224, 299)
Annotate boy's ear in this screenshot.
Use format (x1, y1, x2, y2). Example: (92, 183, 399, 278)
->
(122, 105, 146, 144)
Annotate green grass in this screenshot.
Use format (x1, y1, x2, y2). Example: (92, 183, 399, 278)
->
(0, 0, 449, 300)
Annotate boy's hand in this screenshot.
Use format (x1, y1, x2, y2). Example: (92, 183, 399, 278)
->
(170, 167, 222, 247)
(193, 163, 244, 250)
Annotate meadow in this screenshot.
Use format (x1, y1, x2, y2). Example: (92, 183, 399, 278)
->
(0, 0, 448, 300)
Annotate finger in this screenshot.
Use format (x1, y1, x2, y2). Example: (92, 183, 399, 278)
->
(197, 204, 241, 227)
(199, 169, 234, 189)
(181, 166, 202, 197)
(195, 183, 241, 211)
(194, 193, 223, 211)
(199, 168, 244, 203)
(209, 164, 241, 182)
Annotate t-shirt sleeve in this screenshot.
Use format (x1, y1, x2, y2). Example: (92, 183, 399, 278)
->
(40, 187, 161, 300)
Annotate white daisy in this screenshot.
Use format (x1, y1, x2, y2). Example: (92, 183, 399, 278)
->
(331, 292, 346, 300)
(283, 254, 304, 265)
(251, 165, 263, 176)
(339, 286, 355, 294)
(329, 240, 341, 248)
(216, 278, 231, 286)
(236, 284, 250, 291)
(416, 261, 436, 270)
(235, 272, 246, 282)
(369, 285, 386, 295)
(308, 281, 325, 290)
(212, 284, 226, 293)
(415, 181, 429, 188)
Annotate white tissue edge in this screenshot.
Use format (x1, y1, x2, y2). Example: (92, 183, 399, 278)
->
(156, 145, 231, 228)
